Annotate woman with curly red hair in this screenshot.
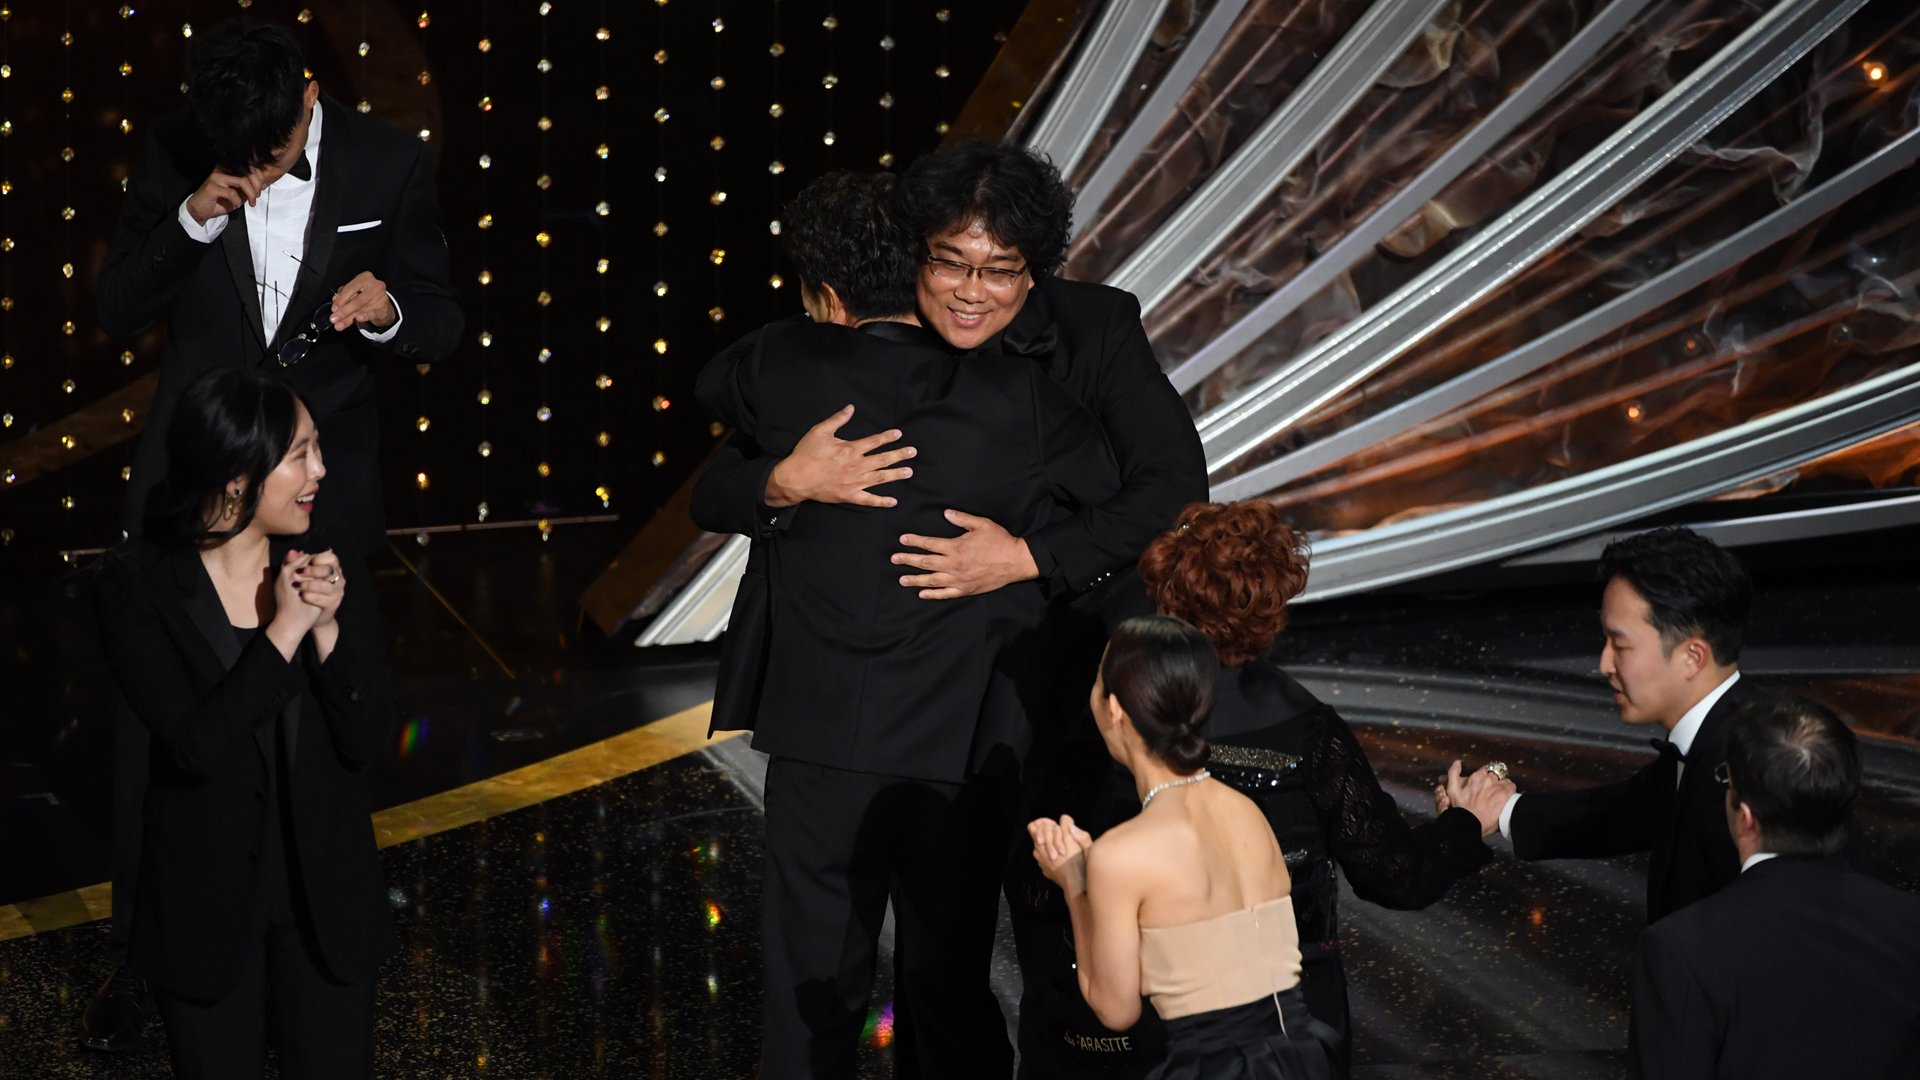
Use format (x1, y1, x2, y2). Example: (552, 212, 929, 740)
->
(1136, 500, 1515, 1073)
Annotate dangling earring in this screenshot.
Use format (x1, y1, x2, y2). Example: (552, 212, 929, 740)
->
(222, 488, 243, 520)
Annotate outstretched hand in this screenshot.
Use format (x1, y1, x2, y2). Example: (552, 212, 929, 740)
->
(894, 510, 1039, 600)
(1433, 759, 1518, 837)
(1029, 815, 1094, 898)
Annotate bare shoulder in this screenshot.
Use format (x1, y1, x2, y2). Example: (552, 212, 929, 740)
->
(1087, 818, 1172, 889)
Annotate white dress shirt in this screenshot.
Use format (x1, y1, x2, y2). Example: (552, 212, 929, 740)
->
(175, 100, 401, 345)
(1740, 852, 1778, 873)
(1498, 670, 1743, 838)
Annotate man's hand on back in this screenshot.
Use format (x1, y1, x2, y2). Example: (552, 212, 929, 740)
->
(763, 404, 917, 508)
(894, 510, 1039, 600)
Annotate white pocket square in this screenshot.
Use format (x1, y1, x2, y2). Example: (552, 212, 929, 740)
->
(337, 220, 383, 233)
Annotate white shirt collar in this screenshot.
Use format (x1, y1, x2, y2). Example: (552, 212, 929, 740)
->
(1668, 669, 1740, 759)
(274, 98, 323, 189)
(1741, 852, 1778, 873)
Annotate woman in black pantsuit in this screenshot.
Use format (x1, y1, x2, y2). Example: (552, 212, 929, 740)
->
(92, 368, 395, 1078)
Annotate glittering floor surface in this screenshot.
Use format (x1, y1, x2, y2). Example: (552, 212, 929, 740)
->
(2, 524, 1916, 1078)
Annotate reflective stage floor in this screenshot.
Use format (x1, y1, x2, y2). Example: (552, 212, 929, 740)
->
(2, 522, 1916, 1078)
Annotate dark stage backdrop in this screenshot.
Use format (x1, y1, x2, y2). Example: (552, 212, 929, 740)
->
(0, 0, 1027, 555)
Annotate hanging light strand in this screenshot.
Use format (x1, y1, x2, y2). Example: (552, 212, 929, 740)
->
(0, 0, 17, 481)
(651, 0, 669, 467)
(475, 0, 494, 522)
(535, 0, 553, 515)
(592, 0, 611, 506)
(763, 0, 785, 305)
(411, 5, 435, 514)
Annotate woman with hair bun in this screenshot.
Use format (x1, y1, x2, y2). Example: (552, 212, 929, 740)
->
(1030, 615, 1335, 1079)
(1136, 501, 1515, 1073)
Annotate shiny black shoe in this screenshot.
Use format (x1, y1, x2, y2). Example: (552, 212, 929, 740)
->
(80, 967, 153, 1053)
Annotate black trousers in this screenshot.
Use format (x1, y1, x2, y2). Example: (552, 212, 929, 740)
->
(760, 757, 1013, 1080)
(154, 917, 375, 1080)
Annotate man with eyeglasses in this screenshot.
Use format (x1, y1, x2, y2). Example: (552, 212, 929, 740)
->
(692, 142, 1205, 1079)
(87, 16, 460, 1053)
(694, 142, 1201, 615)
(697, 168, 1119, 1079)
(1630, 693, 1920, 1079)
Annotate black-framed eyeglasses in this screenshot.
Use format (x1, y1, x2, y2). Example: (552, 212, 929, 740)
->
(275, 299, 339, 368)
(924, 254, 1029, 291)
(1713, 761, 1731, 786)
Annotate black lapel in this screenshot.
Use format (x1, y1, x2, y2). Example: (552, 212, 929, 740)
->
(275, 97, 348, 349)
(170, 544, 298, 768)
(171, 545, 243, 671)
(220, 214, 270, 355)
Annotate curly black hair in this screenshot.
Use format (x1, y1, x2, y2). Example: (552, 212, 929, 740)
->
(1598, 526, 1753, 664)
(782, 171, 918, 321)
(898, 140, 1074, 274)
(186, 17, 310, 176)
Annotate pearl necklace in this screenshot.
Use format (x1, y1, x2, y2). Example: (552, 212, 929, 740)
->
(1140, 769, 1210, 810)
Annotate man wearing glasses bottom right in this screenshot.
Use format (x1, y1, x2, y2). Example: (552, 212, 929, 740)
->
(1630, 693, 1920, 1078)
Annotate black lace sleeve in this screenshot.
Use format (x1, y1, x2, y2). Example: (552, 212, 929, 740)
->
(1305, 706, 1493, 910)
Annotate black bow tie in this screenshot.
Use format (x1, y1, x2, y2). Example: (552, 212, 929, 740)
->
(286, 152, 312, 182)
(1652, 738, 1685, 763)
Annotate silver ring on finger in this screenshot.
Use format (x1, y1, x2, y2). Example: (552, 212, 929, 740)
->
(1486, 761, 1510, 782)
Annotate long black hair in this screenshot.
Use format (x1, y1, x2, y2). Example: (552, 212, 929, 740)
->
(143, 369, 304, 547)
(1100, 615, 1219, 773)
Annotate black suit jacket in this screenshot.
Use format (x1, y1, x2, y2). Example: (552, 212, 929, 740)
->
(697, 318, 1119, 783)
(690, 275, 1206, 596)
(97, 95, 462, 558)
(92, 541, 399, 1000)
(1509, 676, 1756, 922)
(1631, 855, 1920, 1079)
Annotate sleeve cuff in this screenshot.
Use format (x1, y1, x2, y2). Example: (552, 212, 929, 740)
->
(1498, 792, 1521, 839)
(358, 294, 404, 344)
(1024, 535, 1063, 593)
(176, 197, 228, 243)
(751, 457, 798, 538)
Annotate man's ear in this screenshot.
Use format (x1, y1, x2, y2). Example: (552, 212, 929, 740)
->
(816, 283, 853, 327)
(305, 80, 320, 108)
(1680, 636, 1712, 677)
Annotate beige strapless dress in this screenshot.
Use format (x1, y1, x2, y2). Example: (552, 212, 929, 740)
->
(1137, 896, 1333, 1079)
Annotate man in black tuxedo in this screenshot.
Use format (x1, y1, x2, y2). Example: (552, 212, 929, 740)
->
(84, 16, 460, 1050)
(1631, 694, 1920, 1078)
(691, 141, 1204, 628)
(696, 170, 1119, 1078)
(1484, 527, 1758, 922)
(689, 144, 1205, 1077)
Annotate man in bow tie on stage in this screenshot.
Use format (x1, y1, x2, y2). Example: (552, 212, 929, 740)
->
(1442, 526, 1758, 924)
(83, 15, 460, 1052)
